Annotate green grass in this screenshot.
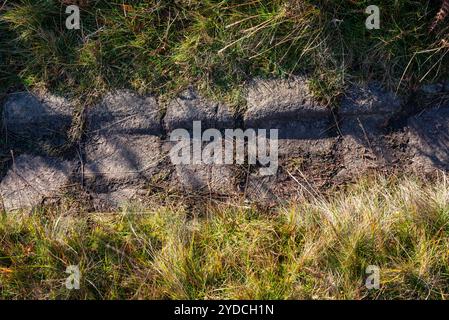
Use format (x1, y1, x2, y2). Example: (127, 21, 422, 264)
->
(1, 175, 449, 299)
(1, 1, 449, 105)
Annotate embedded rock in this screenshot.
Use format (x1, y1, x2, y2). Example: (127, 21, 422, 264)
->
(83, 134, 163, 188)
(242, 78, 338, 198)
(339, 83, 402, 143)
(337, 83, 404, 179)
(408, 106, 449, 173)
(2, 92, 73, 151)
(339, 83, 402, 141)
(86, 90, 162, 135)
(0, 154, 74, 212)
(3, 92, 72, 131)
(82, 91, 166, 207)
(244, 77, 331, 137)
(339, 83, 402, 116)
(164, 88, 234, 132)
(174, 164, 236, 194)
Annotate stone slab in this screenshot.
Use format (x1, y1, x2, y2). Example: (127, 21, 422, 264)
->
(164, 88, 234, 132)
(0, 154, 74, 211)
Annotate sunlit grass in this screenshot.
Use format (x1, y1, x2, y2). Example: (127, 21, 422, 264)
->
(1, 1, 448, 105)
(1, 175, 448, 299)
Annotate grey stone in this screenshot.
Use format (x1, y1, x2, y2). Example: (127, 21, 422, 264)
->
(338, 135, 389, 179)
(241, 78, 339, 199)
(339, 83, 402, 116)
(164, 88, 234, 132)
(408, 106, 449, 173)
(245, 77, 330, 120)
(82, 134, 163, 188)
(337, 118, 400, 180)
(82, 91, 167, 208)
(174, 164, 236, 194)
(337, 83, 404, 178)
(0, 154, 74, 212)
(2, 92, 73, 148)
(87, 90, 161, 135)
(244, 78, 332, 140)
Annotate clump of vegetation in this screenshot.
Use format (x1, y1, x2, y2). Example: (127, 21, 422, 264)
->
(1, 1, 449, 104)
(1, 175, 448, 299)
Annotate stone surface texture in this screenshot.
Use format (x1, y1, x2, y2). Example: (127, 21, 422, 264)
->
(164, 87, 234, 131)
(3, 92, 72, 131)
(81, 91, 165, 205)
(87, 90, 161, 135)
(1, 81, 449, 210)
(0, 155, 74, 211)
(408, 106, 449, 173)
(337, 83, 404, 180)
(2, 91, 73, 152)
(174, 164, 236, 194)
